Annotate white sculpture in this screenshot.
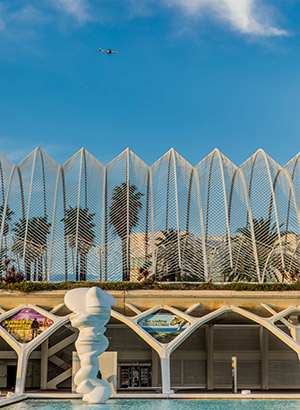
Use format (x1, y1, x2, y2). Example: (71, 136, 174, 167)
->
(64, 287, 115, 404)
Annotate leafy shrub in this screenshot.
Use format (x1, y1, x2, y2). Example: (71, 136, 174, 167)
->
(0, 280, 300, 293)
(2, 258, 24, 284)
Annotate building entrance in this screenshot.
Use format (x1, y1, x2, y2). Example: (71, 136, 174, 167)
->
(7, 365, 17, 389)
(119, 364, 151, 388)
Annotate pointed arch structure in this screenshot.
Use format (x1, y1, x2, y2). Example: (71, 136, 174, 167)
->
(0, 147, 298, 283)
(1, 290, 300, 395)
(109, 301, 300, 393)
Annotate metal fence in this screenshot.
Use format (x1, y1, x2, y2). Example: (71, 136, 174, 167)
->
(0, 147, 299, 283)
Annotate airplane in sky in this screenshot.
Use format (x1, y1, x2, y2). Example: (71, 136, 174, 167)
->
(99, 48, 119, 54)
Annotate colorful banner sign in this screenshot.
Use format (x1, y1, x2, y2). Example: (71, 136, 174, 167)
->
(1, 308, 53, 343)
(138, 309, 189, 344)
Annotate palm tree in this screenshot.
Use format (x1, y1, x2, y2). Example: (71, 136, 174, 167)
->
(12, 216, 51, 281)
(155, 228, 204, 282)
(61, 206, 95, 281)
(0, 205, 14, 236)
(0, 205, 14, 275)
(231, 217, 291, 282)
(155, 229, 180, 281)
(109, 183, 143, 281)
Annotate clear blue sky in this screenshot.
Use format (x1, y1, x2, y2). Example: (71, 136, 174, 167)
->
(0, 0, 299, 167)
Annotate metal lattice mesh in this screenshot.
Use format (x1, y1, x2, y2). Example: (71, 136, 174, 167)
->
(128, 151, 150, 280)
(0, 153, 17, 274)
(0, 147, 299, 283)
(152, 150, 181, 281)
(285, 154, 300, 281)
(106, 150, 128, 281)
(195, 150, 234, 281)
(228, 168, 258, 282)
(174, 151, 205, 281)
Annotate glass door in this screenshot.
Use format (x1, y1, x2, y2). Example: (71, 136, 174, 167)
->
(119, 364, 152, 388)
(140, 365, 151, 387)
(120, 366, 131, 388)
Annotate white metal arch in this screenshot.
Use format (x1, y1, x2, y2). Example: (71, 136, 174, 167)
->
(0, 164, 24, 257)
(48, 165, 64, 281)
(193, 167, 208, 281)
(228, 167, 261, 281)
(281, 161, 300, 233)
(0, 147, 300, 283)
(171, 148, 182, 274)
(215, 149, 234, 269)
(260, 151, 286, 281)
(196, 149, 234, 273)
(270, 167, 300, 278)
(244, 149, 285, 282)
(21, 148, 39, 279)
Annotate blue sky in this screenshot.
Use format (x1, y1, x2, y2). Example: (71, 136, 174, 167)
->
(0, 0, 299, 167)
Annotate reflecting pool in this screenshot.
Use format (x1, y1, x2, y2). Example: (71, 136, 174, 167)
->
(6, 400, 300, 410)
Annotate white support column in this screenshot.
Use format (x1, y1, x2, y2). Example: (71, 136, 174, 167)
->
(15, 350, 28, 394)
(160, 350, 173, 394)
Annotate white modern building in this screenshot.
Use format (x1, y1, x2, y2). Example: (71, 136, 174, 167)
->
(0, 147, 299, 284)
(0, 147, 299, 394)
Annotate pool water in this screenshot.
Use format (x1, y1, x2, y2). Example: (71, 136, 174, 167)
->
(6, 400, 300, 410)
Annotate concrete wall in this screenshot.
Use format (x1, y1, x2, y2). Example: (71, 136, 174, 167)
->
(0, 289, 300, 315)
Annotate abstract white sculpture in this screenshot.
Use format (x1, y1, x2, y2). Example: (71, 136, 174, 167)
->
(64, 287, 115, 404)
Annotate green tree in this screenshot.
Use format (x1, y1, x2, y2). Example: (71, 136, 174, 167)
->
(227, 217, 292, 282)
(61, 206, 95, 281)
(155, 228, 204, 282)
(2, 258, 24, 283)
(155, 229, 180, 281)
(0, 205, 14, 236)
(12, 216, 51, 281)
(0, 205, 14, 275)
(109, 183, 143, 281)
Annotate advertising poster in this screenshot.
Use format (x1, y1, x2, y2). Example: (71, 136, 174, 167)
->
(138, 309, 189, 344)
(1, 308, 53, 343)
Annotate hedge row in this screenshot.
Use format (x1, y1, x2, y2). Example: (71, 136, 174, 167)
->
(1, 281, 300, 293)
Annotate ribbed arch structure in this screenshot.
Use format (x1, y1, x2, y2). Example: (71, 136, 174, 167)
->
(0, 147, 299, 283)
(195, 149, 236, 281)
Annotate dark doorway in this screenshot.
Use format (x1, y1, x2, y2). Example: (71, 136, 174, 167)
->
(7, 365, 17, 389)
(120, 365, 152, 388)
